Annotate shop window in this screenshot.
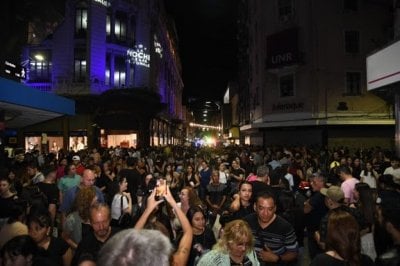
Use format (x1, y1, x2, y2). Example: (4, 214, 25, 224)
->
(345, 30, 360, 54)
(345, 72, 361, 95)
(75, 8, 87, 37)
(29, 51, 52, 82)
(279, 74, 295, 97)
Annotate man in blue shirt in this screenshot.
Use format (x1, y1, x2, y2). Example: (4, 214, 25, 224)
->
(59, 169, 104, 226)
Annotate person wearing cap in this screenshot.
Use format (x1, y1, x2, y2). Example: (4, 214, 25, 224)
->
(72, 155, 86, 176)
(316, 185, 363, 250)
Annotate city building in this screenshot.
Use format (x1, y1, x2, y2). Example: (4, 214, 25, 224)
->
(237, 0, 395, 149)
(19, 0, 183, 151)
(367, 0, 400, 155)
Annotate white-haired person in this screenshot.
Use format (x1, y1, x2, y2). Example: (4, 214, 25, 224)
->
(197, 219, 260, 266)
(97, 186, 193, 265)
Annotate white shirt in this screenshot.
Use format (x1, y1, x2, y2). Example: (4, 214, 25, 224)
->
(111, 194, 129, 220)
(383, 166, 400, 184)
(360, 170, 377, 189)
(219, 171, 228, 184)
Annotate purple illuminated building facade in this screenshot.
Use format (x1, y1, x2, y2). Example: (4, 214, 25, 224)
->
(22, 0, 184, 149)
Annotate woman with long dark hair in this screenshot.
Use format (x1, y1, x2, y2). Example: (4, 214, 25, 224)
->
(353, 182, 377, 261)
(311, 210, 374, 266)
(186, 206, 216, 266)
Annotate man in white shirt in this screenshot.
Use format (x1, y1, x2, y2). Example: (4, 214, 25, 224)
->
(383, 157, 400, 185)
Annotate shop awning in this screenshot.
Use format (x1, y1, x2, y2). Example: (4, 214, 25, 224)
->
(0, 77, 75, 128)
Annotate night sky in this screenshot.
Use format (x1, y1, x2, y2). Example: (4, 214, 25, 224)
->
(165, 0, 238, 102)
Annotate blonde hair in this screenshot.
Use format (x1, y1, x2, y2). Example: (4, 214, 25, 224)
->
(215, 219, 254, 254)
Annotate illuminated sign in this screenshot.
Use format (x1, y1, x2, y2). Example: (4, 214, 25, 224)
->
(93, 0, 110, 7)
(4, 60, 26, 80)
(266, 28, 300, 69)
(127, 44, 150, 68)
(154, 35, 163, 58)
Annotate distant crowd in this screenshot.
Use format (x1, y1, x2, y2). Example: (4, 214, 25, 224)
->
(0, 144, 399, 265)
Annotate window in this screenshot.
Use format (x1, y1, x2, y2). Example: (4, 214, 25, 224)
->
(105, 54, 110, 86)
(279, 74, 294, 97)
(74, 49, 86, 82)
(106, 14, 111, 37)
(278, 0, 294, 22)
(345, 72, 361, 95)
(114, 56, 126, 87)
(75, 9, 87, 37)
(114, 13, 127, 42)
(343, 0, 358, 11)
(29, 51, 52, 82)
(345, 30, 360, 54)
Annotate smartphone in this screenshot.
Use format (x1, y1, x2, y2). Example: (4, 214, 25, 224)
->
(155, 178, 166, 200)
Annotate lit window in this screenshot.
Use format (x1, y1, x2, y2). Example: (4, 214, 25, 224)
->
(29, 51, 51, 82)
(345, 72, 361, 95)
(114, 14, 127, 41)
(106, 15, 111, 36)
(114, 56, 126, 87)
(74, 60, 86, 82)
(105, 69, 110, 85)
(344, 30, 359, 54)
(75, 9, 87, 36)
(105, 54, 111, 85)
(279, 74, 295, 97)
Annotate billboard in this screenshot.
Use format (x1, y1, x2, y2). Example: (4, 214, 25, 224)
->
(367, 40, 400, 91)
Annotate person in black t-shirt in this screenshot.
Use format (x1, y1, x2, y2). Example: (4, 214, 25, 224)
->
(28, 211, 72, 265)
(119, 157, 141, 205)
(37, 167, 59, 225)
(227, 181, 254, 222)
(72, 203, 120, 265)
(186, 206, 216, 266)
(205, 170, 227, 224)
(304, 173, 329, 259)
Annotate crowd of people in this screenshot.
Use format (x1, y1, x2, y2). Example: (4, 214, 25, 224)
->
(0, 144, 399, 265)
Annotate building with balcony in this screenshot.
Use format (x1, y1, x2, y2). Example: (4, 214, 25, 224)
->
(238, 0, 395, 149)
(20, 0, 184, 150)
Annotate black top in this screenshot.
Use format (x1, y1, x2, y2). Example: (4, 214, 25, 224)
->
(306, 191, 329, 232)
(188, 227, 216, 266)
(119, 168, 141, 203)
(40, 237, 69, 266)
(71, 227, 120, 266)
(37, 182, 59, 206)
(0, 194, 18, 218)
(311, 253, 375, 266)
(250, 181, 272, 203)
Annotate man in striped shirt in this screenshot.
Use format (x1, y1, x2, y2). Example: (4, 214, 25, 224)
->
(245, 192, 298, 265)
